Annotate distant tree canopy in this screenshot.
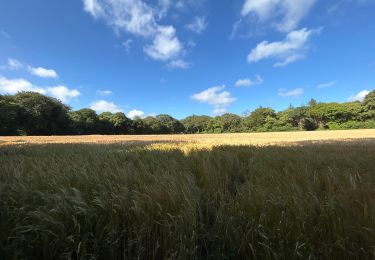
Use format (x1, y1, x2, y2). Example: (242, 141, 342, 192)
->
(0, 90, 374, 136)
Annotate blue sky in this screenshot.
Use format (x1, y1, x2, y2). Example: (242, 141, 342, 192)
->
(0, 0, 374, 119)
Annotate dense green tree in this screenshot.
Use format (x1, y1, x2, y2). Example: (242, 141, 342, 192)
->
(143, 116, 163, 134)
(155, 114, 185, 134)
(363, 90, 375, 108)
(12, 92, 70, 135)
(243, 107, 276, 130)
(181, 115, 212, 133)
(1, 90, 375, 136)
(69, 108, 99, 134)
(0, 95, 23, 135)
(99, 112, 132, 134)
(308, 102, 363, 128)
(219, 113, 242, 132)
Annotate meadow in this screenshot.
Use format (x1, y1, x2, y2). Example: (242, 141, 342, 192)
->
(1, 130, 375, 259)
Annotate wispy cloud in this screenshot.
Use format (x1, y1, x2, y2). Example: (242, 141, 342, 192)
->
(186, 16, 207, 34)
(122, 39, 133, 53)
(348, 90, 370, 102)
(235, 75, 264, 87)
(1, 58, 23, 70)
(248, 27, 321, 67)
(241, 0, 317, 32)
(98, 90, 113, 96)
(278, 87, 304, 98)
(0, 30, 11, 39)
(317, 81, 336, 89)
(90, 100, 123, 113)
(192, 85, 237, 115)
(167, 59, 190, 69)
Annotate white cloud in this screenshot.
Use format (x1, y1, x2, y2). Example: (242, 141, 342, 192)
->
(90, 100, 123, 113)
(168, 59, 189, 69)
(82, 0, 186, 66)
(47, 86, 81, 103)
(191, 85, 237, 115)
(0, 76, 80, 102)
(143, 26, 183, 61)
(0, 76, 46, 94)
(186, 16, 207, 34)
(28, 66, 58, 78)
(235, 75, 264, 87)
(317, 81, 336, 89)
(127, 109, 145, 119)
(348, 90, 370, 102)
(248, 27, 321, 66)
(83, 0, 104, 18)
(241, 0, 316, 32)
(98, 90, 113, 96)
(278, 87, 304, 98)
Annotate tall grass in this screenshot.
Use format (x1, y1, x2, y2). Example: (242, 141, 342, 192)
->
(0, 141, 374, 259)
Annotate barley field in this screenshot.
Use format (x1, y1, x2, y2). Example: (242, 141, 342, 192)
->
(1, 130, 375, 259)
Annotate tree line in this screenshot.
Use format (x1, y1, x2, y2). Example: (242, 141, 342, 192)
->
(0, 90, 374, 136)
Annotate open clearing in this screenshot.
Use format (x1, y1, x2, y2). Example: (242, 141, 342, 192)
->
(1, 129, 375, 146)
(1, 130, 375, 259)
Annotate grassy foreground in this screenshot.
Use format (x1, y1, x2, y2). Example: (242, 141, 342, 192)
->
(1, 140, 375, 259)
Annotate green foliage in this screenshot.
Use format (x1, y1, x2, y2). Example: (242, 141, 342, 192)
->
(0, 90, 374, 136)
(0, 95, 23, 135)
(99, 112, 132, 134)
(243, 107, 276, 130)
(363, 89, 375, 110)
(69, 108, 99, 134)
(181, 115, 212, 133)
(1, 142, 374, 258)
(12, 92, 71, 135)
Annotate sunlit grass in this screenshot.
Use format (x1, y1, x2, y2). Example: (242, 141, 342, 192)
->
(1, 138, 374, 259)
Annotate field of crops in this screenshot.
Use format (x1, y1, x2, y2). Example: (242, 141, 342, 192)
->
(1, 130, 375, 259)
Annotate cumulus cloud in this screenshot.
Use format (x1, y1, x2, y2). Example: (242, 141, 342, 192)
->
(317, 81, 336, 89)
(143, 26, 183, 61)
(82, 0, 187, 67)
(0, 76, 80, 102)
(90, 100, 123, 113)
(28, 66, 58, 78)
(0, 76, 46, 94)
(241, 0, 316, 32)
(248, 27, 321, 67)
(278, 87, 304, 98)
(127, 109, 145, 119)
(186, 16, 207, 34)
(235, 75, 264, 87)
(348, 90, 370, 102)
(98, 90, 113, 96)
(191, 85, 237, 115)
(47, 86, 81, 103)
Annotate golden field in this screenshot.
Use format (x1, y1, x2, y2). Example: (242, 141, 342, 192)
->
(1, 129, 375, 259)
(1, 129, 375, 146)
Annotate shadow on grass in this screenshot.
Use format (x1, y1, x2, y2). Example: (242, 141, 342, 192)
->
(0, 139, 375, 259)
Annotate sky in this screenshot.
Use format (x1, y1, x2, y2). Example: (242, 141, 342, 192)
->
(0, 0, 375, 119)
